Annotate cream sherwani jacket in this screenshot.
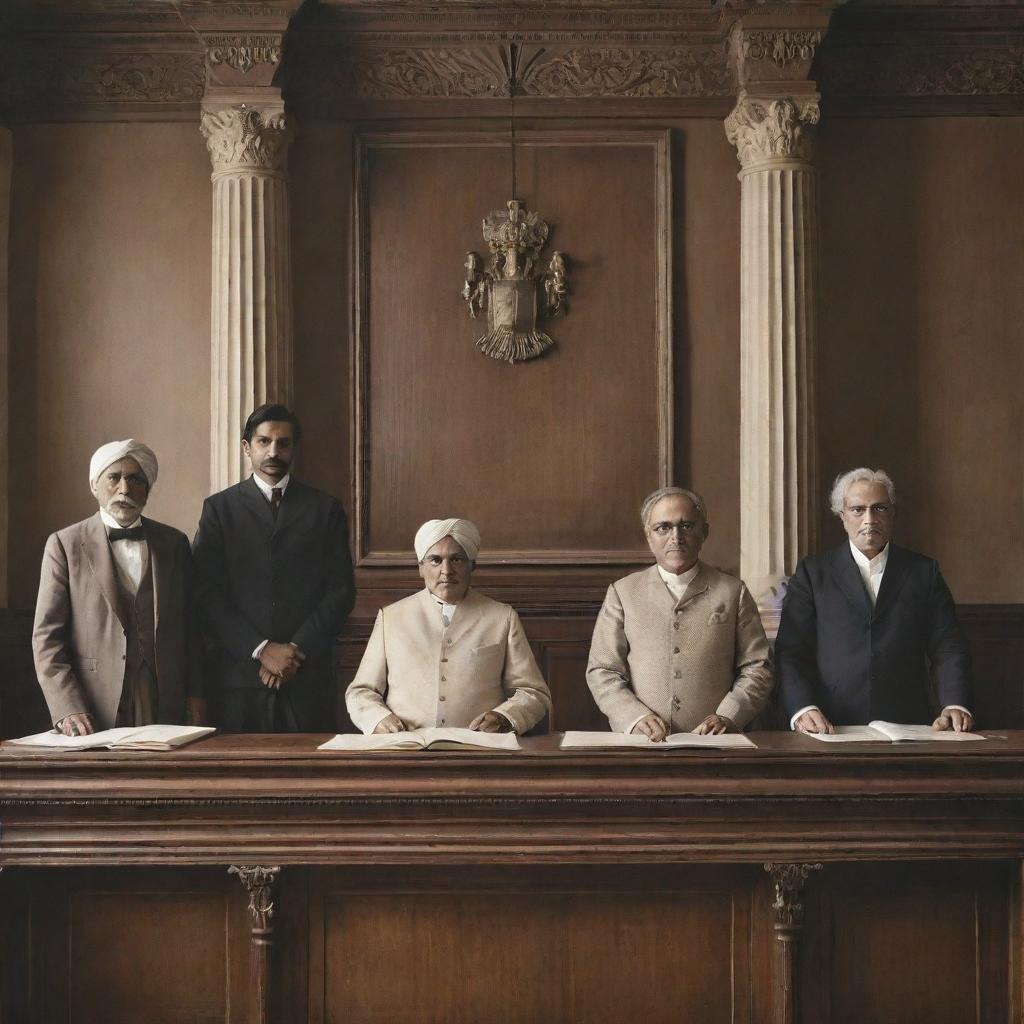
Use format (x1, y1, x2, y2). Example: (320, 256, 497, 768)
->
(586, 563, 773, 733)
(346, 588, 552, 734)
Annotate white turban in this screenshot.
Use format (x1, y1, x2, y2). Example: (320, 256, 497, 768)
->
(414, 518, 481, 562)
(89, 439, 158, 491)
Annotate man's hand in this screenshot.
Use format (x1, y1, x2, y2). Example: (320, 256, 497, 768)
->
(631, 713, 668, 742)
(373, 714, 406, 734)
(259, 666, 283, 690)
(794, 708, 834, 734)
(57, 713, 95, 737)
(468, 711, 513, 733)
(185, 697, 208, 725)
(933, 708, 973, 733)
(693, 714, 735, 735)
(259, 642, 304, 681)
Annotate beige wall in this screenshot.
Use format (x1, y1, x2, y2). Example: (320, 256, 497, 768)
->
(817, 116, 1024, 603)
(8, 123, 211, 607)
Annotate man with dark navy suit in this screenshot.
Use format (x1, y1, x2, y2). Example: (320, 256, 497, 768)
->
(776, 467, 973, 734)
(192, 404, 356, 732)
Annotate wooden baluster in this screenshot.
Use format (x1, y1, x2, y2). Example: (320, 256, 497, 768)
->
(229, 865, 281, 1024)
(764, 862, 822, 1024)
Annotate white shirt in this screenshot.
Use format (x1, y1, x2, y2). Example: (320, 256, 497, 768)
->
(626, 562, 702, 736)
(790, 542, 969, 728)
(100, 509, 148, 595)
(251, 473, 292, 659)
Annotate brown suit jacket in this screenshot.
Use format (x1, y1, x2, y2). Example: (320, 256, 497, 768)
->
(32, 512, 202, 728)
(346, 588, 551, 734)
(586, 563, 773, 732)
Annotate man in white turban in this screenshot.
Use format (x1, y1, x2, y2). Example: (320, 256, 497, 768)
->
(346, 518, 551, 735)
(31, 440, 204, 735)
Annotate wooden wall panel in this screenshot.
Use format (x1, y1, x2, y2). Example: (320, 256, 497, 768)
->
(355, 129, 671, 566)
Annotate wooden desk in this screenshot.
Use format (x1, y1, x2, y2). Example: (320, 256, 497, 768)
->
(3, 733, 1023, 1023)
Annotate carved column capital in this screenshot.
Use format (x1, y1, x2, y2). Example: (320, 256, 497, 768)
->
(764, 861, 822, 929)
(733, 28, 823, 88)
(725, 93, 820, 170)
(206, 34, 283, 80)
(200, 103, 293, 177)
(229, 864, 281, 930)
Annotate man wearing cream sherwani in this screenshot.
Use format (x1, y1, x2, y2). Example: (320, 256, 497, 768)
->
(31, 440, 203, 736)
(346, 518, 551, 735)
(587, 487, 773, 740)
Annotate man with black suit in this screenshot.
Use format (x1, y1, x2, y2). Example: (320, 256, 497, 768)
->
(192, 404, 356, 732)
(776, 467, 973, 734)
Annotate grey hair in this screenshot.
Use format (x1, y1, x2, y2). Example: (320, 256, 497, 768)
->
(829, 468, 897, 516)
(640, 486, 708, 529)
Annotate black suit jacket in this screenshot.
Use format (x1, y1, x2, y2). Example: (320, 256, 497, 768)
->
(192, 477, 356, 721)
(775, 542, 971, 726)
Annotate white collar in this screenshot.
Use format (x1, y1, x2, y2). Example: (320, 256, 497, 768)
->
(428, 588, 464, 623)
(251, 472, 291, 501)
(657, 562, 701, 588)
(100, 509, 143, 531)
(849, 540, 889, 574)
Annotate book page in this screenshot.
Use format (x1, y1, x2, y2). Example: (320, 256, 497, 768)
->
(419, 728, 521, 751)
(4, 726, 141, 750)
(561, 731, 756, 750)
(869, 721, 986, 743)
(317, 733, 426, 751)
(113, 725, 217, 750)
(801, 726, 891, 743)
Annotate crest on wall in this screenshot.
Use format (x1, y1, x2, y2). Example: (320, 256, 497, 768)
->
(462, 199, 569, 364)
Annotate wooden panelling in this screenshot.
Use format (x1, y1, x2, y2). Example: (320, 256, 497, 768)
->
(353, 128, 672, 566)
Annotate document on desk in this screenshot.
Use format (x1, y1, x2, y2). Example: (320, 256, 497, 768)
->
(4, 725, 217, 751)
(803, 721, 987, 744)
(560, 731, 757, 750)
(318, 728, 521, 752)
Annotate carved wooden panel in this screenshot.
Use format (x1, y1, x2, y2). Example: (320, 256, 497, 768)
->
(353, 129, 672, 567)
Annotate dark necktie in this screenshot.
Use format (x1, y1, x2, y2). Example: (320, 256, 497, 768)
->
(108, 527, 145, 542)
(270, 487, 283, 519)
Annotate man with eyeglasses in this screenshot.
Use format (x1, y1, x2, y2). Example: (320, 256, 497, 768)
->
(776, 467, 973, 734)
(586, 487, 773, 739)
(346, 518, 551, 735)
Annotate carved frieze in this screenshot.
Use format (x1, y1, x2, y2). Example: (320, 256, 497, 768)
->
(206, 33, 282, 75)
(724, 94, 820, 169)
(201, 104, 293, 174)
(735, 29, 822, 86)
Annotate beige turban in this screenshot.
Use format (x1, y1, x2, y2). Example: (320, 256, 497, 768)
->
(414, 518, 481, 562)
(89, 439, 158, 491)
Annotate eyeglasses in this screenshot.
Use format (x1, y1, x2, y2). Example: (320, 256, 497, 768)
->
(648, 521, 701, 537)
(844, 504, 892, 517)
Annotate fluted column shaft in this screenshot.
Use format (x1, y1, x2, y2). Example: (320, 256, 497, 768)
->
(201, 102, 294, 490)
(726, 94, 820, 636)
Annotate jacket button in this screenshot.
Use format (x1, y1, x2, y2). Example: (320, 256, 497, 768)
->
(446, 639, 453, 647)
(441, 675, 446, 681)
(441, 657, 448, 663)
(673, 670, 681, 679)
(673, 647, 680, 654)
(439, 696, 446, 702)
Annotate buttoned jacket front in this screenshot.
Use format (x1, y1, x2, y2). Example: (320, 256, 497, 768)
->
(346, 588, 551, 734)
(586, 563, 773, 733)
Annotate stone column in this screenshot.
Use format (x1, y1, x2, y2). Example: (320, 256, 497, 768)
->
(725, 17, 830, 636)
(201, 72, 294, 490)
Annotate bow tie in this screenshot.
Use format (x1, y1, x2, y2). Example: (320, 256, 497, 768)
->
(108, 526, 145, 542)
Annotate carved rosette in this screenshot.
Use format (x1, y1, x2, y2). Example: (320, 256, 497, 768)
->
(229, 865, 281, 929)
(724, 94, 820, 170)
(764, 862, 822, 929)
(200, 105, 293, 177)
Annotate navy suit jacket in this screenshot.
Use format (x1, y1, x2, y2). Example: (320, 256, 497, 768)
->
(775, 542, 971, 726)
(192, 477, 356, 718)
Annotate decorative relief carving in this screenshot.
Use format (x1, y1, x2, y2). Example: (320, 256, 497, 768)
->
(820, 46, 1024, 97)
(333, 47, 510, 98)
(45, 51, 205, 106)
(518, 45, 731, 97)
(764, 862, 822, 928)
(206, 34, 282, 74)
(201, 104, 293, 174)
(229, 865, 280, 929)
(724, 94, 820, 169)
(735, 29, 822, 85)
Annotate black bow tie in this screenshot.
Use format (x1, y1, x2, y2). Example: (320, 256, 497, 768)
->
(108, 526, 145, 542)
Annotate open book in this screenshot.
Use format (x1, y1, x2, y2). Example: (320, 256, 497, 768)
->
(803, 720, 987, 744)
(318, 727, 521, 752)
(560, 731, 757, 750)
(4, 724, 216, 751)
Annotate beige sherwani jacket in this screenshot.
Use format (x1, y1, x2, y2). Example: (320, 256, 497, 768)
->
(31, 512, 201, 728)
(586, 563, 773, 733)
(346, 588, 551, 734)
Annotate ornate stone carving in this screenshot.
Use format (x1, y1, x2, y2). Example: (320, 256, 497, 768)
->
(764, 862, 822, 928)
(821, 46, 1024, 97)
(724, 94, 820, 169)
(206, 34, 282, 75)
(200, 104, 292, 174)
(334, 47, 510, 99)
(736, 29, 822, 85)
(518, 45, 731, 97)
(229, 865, 280, 929)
